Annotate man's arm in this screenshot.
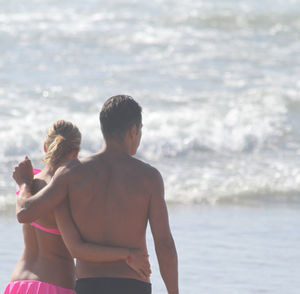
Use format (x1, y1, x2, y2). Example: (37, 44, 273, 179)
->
(13, 158, 69, 223)
(17, 173, 68, 223)
(54, 199, 151, 280)
(148, 168, 179, 294)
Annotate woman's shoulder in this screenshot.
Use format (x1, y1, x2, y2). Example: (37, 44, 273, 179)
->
(31, 173, 48, 194)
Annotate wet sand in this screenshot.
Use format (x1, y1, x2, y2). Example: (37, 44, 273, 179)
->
(1, 203, 300, 293)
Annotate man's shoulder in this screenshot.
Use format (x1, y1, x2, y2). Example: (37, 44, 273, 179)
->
(58, 158, 81, 173)
(131, 159, 164, 198)
(54, 156, 89, 178)
(131, 157, 162, 182)
(63, 154, 96, 170)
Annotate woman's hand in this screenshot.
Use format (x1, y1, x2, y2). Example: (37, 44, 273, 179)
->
(13, 156, 34, 187)
(126, 248, 151, 281)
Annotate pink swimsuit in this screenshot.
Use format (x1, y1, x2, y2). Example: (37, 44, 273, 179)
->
(4, 280, 73, 294)
(5, 169, 73, 294)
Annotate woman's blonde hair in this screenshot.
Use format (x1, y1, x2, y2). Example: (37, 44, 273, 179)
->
(43, 120, 81, 167)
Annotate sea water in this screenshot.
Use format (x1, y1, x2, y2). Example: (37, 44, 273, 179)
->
(1, 0, 300, 292)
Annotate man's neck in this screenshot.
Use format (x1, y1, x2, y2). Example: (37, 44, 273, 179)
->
(101, 139, 131, 158)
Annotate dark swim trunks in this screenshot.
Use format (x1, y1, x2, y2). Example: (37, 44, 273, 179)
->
(75, 277, 151, 294)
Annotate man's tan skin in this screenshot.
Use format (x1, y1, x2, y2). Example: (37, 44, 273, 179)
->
(16, 96, 179, 293)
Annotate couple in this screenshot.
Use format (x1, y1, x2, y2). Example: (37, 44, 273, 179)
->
(7, 95, 178, 294)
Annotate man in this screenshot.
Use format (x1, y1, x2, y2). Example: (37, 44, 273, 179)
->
(14, 95, 179, 294)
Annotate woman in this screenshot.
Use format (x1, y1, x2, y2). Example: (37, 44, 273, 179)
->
(5, 120, 150, 294)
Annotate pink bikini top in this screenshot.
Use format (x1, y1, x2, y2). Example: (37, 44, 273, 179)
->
(17, 168, 61, 236)
(31, 221, 61, 236)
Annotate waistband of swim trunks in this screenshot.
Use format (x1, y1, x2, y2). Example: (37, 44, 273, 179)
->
(76, 277, 151, 285)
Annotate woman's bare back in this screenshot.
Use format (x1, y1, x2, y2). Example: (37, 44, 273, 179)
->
(11, 170, 75, 289)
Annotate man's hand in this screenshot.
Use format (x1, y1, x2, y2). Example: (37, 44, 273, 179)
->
(13, 156, 34, 187)
(126, 248, 151, 281)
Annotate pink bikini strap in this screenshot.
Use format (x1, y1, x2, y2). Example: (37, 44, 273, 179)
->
(31, 221, 61, 236)
(16, 168, 61, 236)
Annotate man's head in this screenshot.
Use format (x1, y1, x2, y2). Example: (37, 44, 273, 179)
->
(100, 95, 142, 152)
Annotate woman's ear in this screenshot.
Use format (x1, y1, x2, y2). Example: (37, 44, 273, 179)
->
(44, 143, 47, 153)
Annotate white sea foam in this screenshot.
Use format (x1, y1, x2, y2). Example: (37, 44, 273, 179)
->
(1, 0, 300, 207)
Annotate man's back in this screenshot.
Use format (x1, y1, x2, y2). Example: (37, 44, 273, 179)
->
(67, 152, 153, 281)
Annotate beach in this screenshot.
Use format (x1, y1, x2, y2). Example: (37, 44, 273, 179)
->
(1, 0, 300, 292)
(1, 204, 300, 293)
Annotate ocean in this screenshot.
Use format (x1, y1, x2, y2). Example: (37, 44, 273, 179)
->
(1, 0, 300, 292)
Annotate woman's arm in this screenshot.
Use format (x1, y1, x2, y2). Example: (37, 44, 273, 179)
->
(54, 199, 151, 280)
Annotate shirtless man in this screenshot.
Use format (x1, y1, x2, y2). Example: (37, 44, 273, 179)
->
(15, 95, 179, 294)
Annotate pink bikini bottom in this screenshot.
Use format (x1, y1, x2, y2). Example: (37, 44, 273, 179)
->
(4, 280, 74, 294)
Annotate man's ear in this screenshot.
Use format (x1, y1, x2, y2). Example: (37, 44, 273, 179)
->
(71, 149, 80, 159)
(129, 124, 138, 138)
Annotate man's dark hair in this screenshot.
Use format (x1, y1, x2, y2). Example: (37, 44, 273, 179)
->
(100, 95, 142, 140)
